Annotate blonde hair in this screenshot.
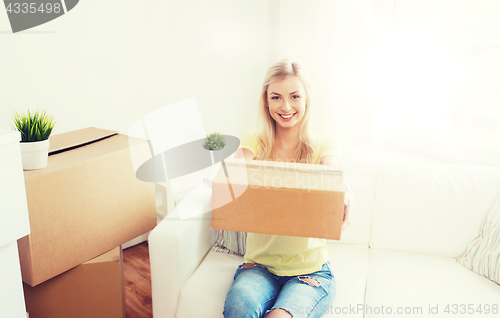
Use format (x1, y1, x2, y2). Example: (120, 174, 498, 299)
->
(254, 58, 315, 164)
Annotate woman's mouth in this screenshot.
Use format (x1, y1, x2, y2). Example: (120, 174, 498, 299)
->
(279, 113, 296, 121)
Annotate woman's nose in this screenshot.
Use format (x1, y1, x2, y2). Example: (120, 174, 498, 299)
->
(282, 100, 292, 112)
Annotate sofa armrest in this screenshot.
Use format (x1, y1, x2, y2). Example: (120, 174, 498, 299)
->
(148, 182, 216, 318)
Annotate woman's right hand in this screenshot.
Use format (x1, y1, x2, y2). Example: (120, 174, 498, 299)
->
(342, 197, 351, 231)
(234, 148, 255, 160)
(342, 183, 352, 232)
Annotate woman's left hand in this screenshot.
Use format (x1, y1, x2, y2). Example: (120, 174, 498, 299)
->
(342, 196, 351, 232)
(319, 156, 351, 232)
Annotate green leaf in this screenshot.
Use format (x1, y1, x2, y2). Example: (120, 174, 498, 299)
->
(203, 131, 226, 150)
(11, 109, 56, 142)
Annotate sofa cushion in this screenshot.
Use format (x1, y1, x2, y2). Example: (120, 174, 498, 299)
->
(457, 191, 500, 285)
(176, 243, 369, 318)
(328, 144, 447, 246)
(323, 243, 369, 318)
(365, 248, 500, 318)
(370, 161, 500, 258)
(327, 155, 378, 246)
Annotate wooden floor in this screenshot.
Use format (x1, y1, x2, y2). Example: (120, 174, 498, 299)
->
(123, 242, 153, 318)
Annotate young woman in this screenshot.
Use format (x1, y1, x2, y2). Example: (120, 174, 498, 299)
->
(223, 58, 351, 318)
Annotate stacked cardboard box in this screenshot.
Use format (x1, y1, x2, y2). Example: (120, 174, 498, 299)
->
(19, 127, 157, 318)
(24, 247, 125, 318)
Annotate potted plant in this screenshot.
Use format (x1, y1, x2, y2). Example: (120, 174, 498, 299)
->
(12, 109, 56, 170)
(203, 132, 226, 165)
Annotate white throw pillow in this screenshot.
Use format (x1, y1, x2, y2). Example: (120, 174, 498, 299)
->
(371, 161, 500, 258)
(211, 230, 247, 256)
(456, 192, 500, 285)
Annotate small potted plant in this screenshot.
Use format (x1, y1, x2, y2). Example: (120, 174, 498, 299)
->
(203, 132, 226, 164)
(12, 109, 56, 170)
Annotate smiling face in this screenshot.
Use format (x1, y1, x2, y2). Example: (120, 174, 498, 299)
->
(266, 76, 307, 130)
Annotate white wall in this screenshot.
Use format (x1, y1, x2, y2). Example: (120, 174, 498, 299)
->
(0, 0, 268, 139)
(1, 0, 499, 166)
(274, 0, 500, 166)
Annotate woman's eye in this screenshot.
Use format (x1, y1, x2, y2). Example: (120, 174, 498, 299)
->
(292, 95, 300, 99)
(271, 96, 280, 100)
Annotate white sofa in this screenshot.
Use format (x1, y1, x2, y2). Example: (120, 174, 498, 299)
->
(149, 145, 500, 318)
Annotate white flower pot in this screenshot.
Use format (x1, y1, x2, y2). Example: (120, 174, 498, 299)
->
(20, 139, 50, 170)
(209, 150, 215, 165)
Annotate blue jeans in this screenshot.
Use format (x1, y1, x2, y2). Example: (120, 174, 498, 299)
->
(223, 262, 336, 318)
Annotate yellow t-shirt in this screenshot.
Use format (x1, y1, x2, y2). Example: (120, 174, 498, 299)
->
(239, 129, 342, 276)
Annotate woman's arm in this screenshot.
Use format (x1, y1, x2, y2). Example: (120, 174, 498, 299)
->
(319, 155, 351, 232)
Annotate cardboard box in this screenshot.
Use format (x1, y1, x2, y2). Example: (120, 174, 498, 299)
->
(211, 158, 345, 240)
(23, 246, 125, 318)
(18, 127, 156, 286)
